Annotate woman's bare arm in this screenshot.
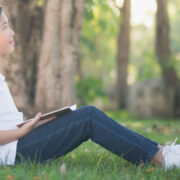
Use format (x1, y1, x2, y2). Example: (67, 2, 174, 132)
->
(0, 112, 56, 146)
(0, 129, 25, 145)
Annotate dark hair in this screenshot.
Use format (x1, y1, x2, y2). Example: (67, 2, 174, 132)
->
(0, 7, 2, 15)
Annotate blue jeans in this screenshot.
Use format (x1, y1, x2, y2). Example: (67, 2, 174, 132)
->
(15, 105, 159, 165)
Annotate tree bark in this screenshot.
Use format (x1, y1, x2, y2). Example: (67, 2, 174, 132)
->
(0, 1, 32, 118)
(116, 0, 131, 109)
(0, 1, 44, 118)
(35, 0, 86, 112)
(58, 0, 86, 106)
(35, 0, 61, 112)
(18, 1, 44, 108)
(156, 0, 178, 87)
(156, 0, 180, 116)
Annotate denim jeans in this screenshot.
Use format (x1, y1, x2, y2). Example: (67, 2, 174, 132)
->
(15, 105, 159, 165)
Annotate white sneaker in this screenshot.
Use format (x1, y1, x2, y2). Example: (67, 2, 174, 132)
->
(163, 137, 180, 170)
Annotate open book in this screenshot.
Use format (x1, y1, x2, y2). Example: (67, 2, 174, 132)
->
(16, 104, 77, 128)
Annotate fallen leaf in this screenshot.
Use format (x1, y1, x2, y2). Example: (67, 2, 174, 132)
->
(145, 167, 154, 173)
(33, 176, 40, 180)
(7, 175, 14, 180)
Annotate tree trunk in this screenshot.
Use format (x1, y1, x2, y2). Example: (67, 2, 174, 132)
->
(156, 0, 178, 87)
(0, 2, 32, 118)
(156, 0, 180, 116)
(116, 0, 131, 109)
(18, 1, 44, 109)
(0, 1, 45, 118)
(58, 0, 86, 106)
(35, 0, 86, 112)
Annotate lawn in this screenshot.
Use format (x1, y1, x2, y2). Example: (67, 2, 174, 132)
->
(1, 110, 180, 180)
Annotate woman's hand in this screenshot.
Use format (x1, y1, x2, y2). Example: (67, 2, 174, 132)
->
(19, 112, 56, 135)
(0, 113, 57, 145)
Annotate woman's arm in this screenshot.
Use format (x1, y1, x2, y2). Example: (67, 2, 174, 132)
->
(0, 112, 56, 145)
(0, 128, 26, 145)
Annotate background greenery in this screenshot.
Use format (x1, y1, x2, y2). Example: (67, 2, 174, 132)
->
(76, 0, 180, 105)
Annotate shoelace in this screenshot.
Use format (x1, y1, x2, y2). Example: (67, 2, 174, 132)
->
(172, 137, 178, 145)
(163, 137, 180, 169)
(164, 137, 179, 156)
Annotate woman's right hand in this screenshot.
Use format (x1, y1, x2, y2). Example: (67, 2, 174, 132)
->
(0, 112, 56, 145)
(0, 112, 44, 145)
(19, 112, 42, 135)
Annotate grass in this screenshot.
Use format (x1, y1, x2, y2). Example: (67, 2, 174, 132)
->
(1, 110, 180, 180)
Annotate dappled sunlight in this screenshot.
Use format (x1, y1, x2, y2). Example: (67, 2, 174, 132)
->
(115, 0, 157, 27)
(124, 121, 143, 129)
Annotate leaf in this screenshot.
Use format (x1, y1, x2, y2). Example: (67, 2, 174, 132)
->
(145, 167, 154, 173)
(7, 175, 14, 180)
(33, 176, 40, 180)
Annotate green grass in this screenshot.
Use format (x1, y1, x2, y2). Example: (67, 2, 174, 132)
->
(1, 111, 180, 180)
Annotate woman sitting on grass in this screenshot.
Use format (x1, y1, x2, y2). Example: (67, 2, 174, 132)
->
(0, 7, 179, 170)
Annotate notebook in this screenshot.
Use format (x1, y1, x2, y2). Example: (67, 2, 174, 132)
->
(16, 104, 77, 127)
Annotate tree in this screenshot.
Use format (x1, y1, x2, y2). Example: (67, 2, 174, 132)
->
(35, 0, 86, 112)
(156, 0, 180, 116)
(116, 0, 131, 109)
(1, 0, 86, 117)
(0, 1, 35, 118)
(156, 0, 177, 87)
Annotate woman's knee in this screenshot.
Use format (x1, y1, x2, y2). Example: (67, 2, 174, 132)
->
(81, 105, 99, 114)
(79, 105, 102, 121)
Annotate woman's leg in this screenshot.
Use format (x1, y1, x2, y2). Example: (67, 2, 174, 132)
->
(15, 105, 160, 165)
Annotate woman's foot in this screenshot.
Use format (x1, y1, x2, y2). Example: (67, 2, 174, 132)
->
(152, 146, 163, 167)
(162, 139, 180, 170)
(153, 138, 180, 170)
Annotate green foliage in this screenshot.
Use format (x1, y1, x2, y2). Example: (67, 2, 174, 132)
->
(169, 0, 180, 81)
(135, 49, 162, 82)
(37, 0, 46, 7)
(79, 0, 180, 104)
(80, 0, 119, 84)
(76, 77, 106, 105)
(129, 23, 161, 83)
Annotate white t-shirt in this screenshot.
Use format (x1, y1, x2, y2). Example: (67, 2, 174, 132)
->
(0, 73, 23, 165)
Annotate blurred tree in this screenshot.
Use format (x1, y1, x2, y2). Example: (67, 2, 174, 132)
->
(0, 1, 30, 115)
(0, 0, 43, 117)
(35, 0, 86, 112)
(79, 0, 118, 81)
(169, 0, 180, 79)
(156, 0, 180, 116)
(116, 0, 131, 109)
(76, 0, 119, 106)
(156, 0, 176, 86)
(0, 0, 86, 116)
(76, 77, 106, 105)
(18, 0, 44, 109)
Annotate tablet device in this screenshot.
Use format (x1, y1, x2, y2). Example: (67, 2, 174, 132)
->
(17, 104, 77, 127)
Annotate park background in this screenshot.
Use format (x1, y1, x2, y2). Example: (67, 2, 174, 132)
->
(0, 0, 180, 179)
(0, 0, 180, 119)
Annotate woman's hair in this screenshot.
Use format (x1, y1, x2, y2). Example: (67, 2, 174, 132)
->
(0, 7, 2, 15)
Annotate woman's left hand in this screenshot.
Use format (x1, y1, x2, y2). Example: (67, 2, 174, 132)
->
(36, 116, 57, 127)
